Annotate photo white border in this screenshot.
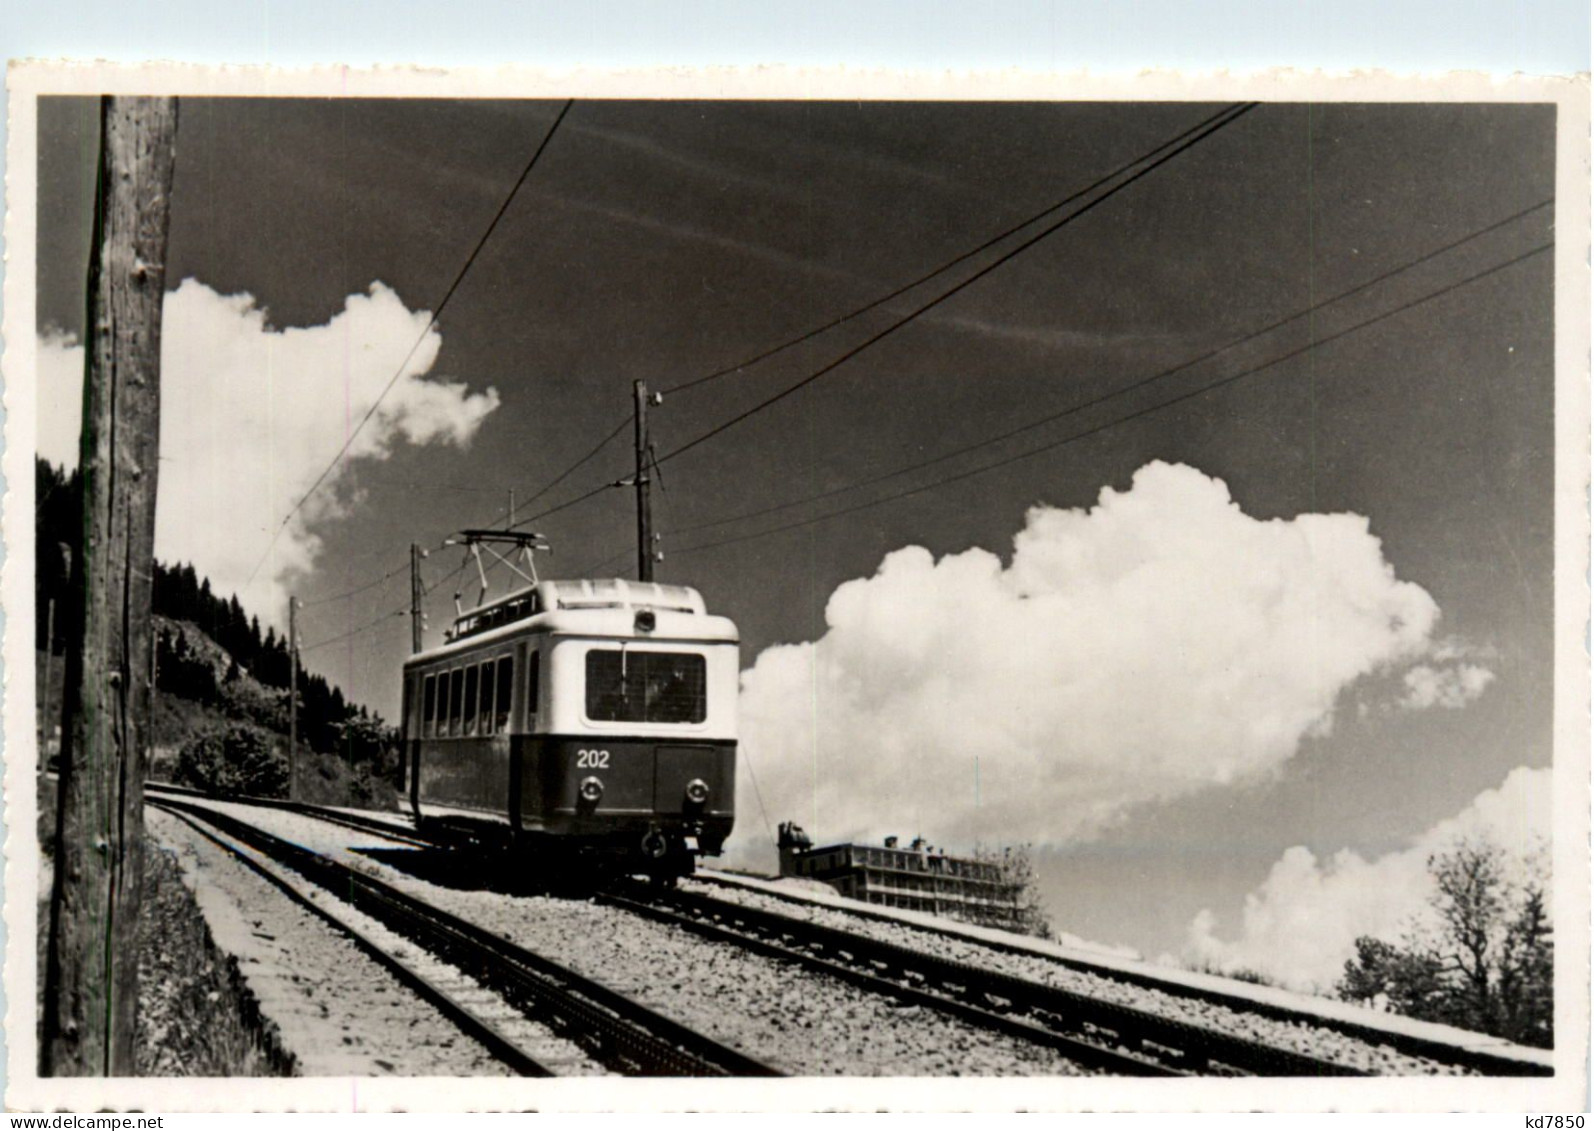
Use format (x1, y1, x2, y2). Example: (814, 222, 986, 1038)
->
(3, 61, 1587, 1112)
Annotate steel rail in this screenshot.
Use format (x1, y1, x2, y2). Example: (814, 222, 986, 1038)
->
(152, 797, 781, 1077)
(142, 783, 1550, 1076)
(605, 885, 1379, 1077)
(693, 874, 1554, 1078)
(145, 779, 436, 848)
(154, 802, 558, 1076)
(600, 888, 1183, 1077)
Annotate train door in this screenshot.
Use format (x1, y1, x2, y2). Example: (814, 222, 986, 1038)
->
(413, 668, 437, 815)
(514, 639, 545, 830)
(399, 672, 415, 792)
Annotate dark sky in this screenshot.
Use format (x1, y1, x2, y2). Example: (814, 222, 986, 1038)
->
(35, 96, 1556, 958)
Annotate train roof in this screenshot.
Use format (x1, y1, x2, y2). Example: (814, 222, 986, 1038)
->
(452, 578, 706, 636)
(407, 578, 733, 664)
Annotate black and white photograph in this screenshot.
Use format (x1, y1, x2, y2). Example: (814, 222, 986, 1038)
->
(4, 65, 1588, 1111)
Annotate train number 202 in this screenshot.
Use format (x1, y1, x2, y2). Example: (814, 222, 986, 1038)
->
(576, 748, 611, 769)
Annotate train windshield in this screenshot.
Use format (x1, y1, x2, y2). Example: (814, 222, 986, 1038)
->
(585, 649, 706, 724)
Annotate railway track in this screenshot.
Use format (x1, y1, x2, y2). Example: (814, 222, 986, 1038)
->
(150, 796, 780, 1078)
(601, 884, 1377, 1077)
(146, 780, 435, 848)
(147, 786, 1552, 1078)
(690, 874, 1556, 1078)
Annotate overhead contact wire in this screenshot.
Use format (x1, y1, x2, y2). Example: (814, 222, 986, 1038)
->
(299, 606, 410, 653)
(670, 241, 1552, 556)
(303, 561, 410, 607)
(246, 99, 575, 587)
(514, 417, 631, 513)
(661, 102, 1255, 398)
(290, 104, 1252, 590)
(670, 200, 1555, 539)
(652, 102, 1259, 470)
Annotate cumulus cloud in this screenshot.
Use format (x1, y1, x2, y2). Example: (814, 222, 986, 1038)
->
(736, 461, 1480, 854)
(1184, 766, 1550, 990)
(37, 325, 86, 470)
(37, 279, 499, 619)
(1399, 662, 1496, 710)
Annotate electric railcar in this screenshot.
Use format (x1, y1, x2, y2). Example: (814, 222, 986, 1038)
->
(400, 577, 739, 876)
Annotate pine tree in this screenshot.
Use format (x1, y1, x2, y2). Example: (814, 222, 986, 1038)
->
(35, 458, 382, 761)
(178, 563, 199, 622)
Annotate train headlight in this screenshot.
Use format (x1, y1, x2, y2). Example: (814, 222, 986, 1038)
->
(684, 778, 710, 806)
(578, 776, 604, 804)
(635, 609, 656, 633)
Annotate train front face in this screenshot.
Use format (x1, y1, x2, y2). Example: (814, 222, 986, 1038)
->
(526, 607, 739, 867)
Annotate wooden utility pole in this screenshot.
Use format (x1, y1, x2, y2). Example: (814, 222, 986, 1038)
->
(410, 544, 425, 653)
(633, 380, 657, 582)
(288, 596, 299, 799)
(42, 95, 178, 1077)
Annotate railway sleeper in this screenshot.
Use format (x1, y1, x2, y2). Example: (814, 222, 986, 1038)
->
(659, 888, 1374, 1077)
(1140, 1037, 1197, 1065)
(155, 799, 778, 1078)
(604, 889, 1184, 1077)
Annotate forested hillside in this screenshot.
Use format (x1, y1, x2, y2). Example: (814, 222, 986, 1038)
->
(36, 458, 396, 803)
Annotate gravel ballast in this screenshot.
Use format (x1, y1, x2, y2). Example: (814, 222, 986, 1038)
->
(680, 876, 1476, 1076)
(149, 807, 537, 1076)
(180, 801, 1100, 1076)
(178, 799, 1504, 1077)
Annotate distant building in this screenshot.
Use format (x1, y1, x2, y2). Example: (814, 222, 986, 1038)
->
(776, 821, 1030, 933)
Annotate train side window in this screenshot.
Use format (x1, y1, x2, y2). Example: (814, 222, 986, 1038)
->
(422, 674, 437, 738)
(526, 651, 540, 719)
(495, 657, 513, 732)
(478, 660, 496, 735)
(462, 664, 480, 736)
(447, 667, 464, 736)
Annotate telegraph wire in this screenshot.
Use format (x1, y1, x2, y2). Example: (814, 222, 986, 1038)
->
(302, 561, 410, 607)
(502, 103, 1254, 541)
(668, 200, 1555, 540)
(274, 105, 1251, 605)
(301, 527, 465, 608)
(272, 107, 1537, 620)
(510, 479, 620, 530)
(245, 99, 575, 588)
(494, 107, 1253, 537)
(300, 438, 619, 615)
(667, 240, 1552, 558)
(660, 103, 1254, 398)
(300, 558, 461, 653)
(299, 544, 476, 656)
(299, 606, 410, 654)
(651, 102, 1258, 471)
(283, 197, 1553, 612)
(425, 558, 473, 597)
(308, 103, 1253, 591)
(508, 416, 631, 516)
